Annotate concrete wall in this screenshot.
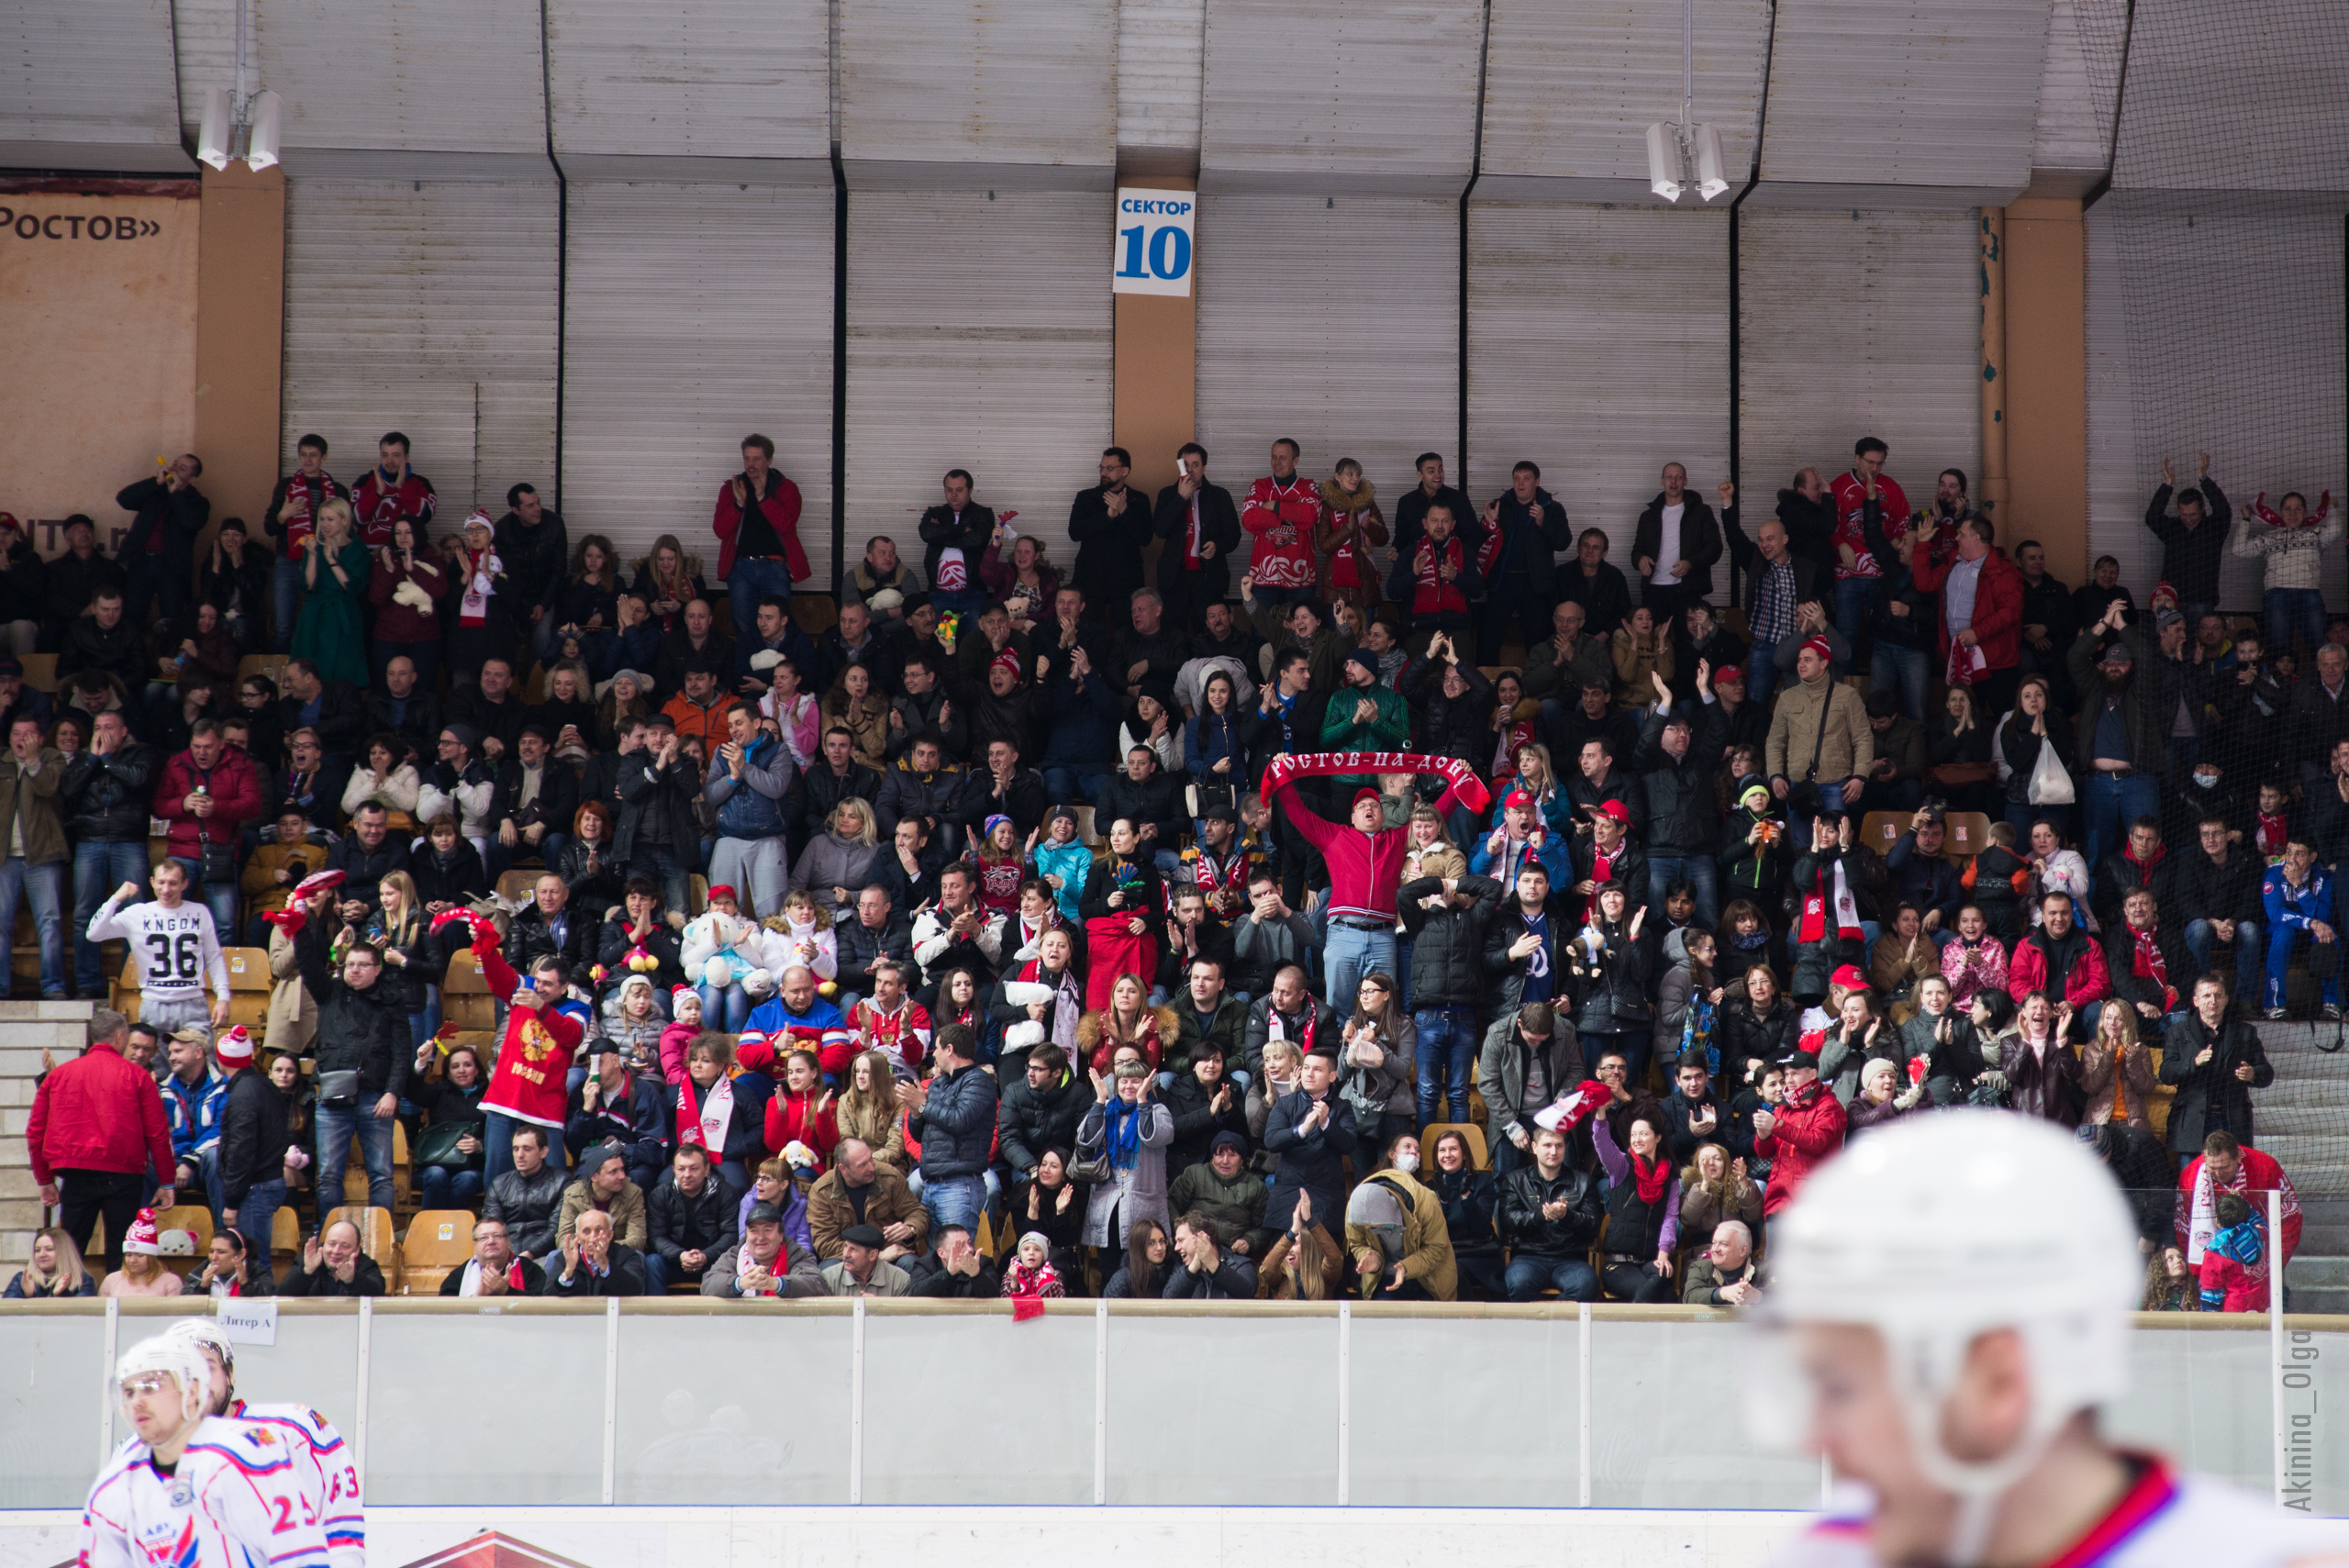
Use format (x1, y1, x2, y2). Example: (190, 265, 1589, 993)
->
(0, 1003, 96, 1267)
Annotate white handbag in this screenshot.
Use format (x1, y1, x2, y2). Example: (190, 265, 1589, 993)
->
(2027, 737, 2076, 806)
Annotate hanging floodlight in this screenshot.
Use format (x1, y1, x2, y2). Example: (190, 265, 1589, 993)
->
(197, 88, 231, 171)
(1693, 123, 1729, 201)
(246, 91, 283, 170)
(1647, 122, 1685, 203)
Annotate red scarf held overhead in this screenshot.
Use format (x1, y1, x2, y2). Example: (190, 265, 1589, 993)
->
(1258, 751, 1492, 817)
(2129, 921, 2176, 1011)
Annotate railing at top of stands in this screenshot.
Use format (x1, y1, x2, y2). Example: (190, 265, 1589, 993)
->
(0, 1296, 2336, 1516)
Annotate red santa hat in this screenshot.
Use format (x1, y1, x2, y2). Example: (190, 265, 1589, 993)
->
(990, 646, 1023, 681)
(672, 984, 701, 1009)
(1799, 636, 1835, 664)
(124, 1208, 162, 1256)
(215, 1026, 254, 1068)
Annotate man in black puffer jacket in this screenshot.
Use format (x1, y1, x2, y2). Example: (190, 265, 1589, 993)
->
(996, 1043, 1091, 1183)
(485, 1127, 568, 1262)
(1398, 861, 1501, 1125)
(292, 894, 413, 1228)
(1633, 673, 1729, 930)
(643, 1144, 740, 1294)
(61, 712, 158, 1000)
(216, 1036, 292, 1290)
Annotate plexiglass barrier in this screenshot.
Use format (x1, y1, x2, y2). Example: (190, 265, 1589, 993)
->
(1, 1298, 2339, 1515)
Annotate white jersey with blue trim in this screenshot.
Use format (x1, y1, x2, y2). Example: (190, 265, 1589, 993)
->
(80, 1416, 331, 1568)
(1774, 1457, 2349, 1568)
(228, 1401, 362, 1568)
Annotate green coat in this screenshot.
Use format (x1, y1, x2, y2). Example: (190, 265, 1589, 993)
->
(1319, 682, 1411, 788)
(291, 541, 372, 687)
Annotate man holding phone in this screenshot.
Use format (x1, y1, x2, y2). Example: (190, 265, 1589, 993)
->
(1153, 442, 1240, 632)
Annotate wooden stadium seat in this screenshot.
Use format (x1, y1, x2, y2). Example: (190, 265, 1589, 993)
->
(974, 1208, 1000, 1262)
(324, 1206, 398, 1280)
(441, 949, 499, 1032)
(689, 873, 709, 916)
(272, 1207, 303, 1267)
(115, 959, 140, 1020)
(18, 653, 56, 694)
(495, 869, 540, 906)
(1075, 805, 1098, 846)
(398, 1210, 477, 1296)
(1419, 1122, 1488, 1170)
(148, 836, 171, 868)
(792, 594, 838, 636)
(1858, 812, 1905, 856)
(220, 947, 272, 1029)
(237, 653, 289, 688)
(152, 1207, 215, 1277)
(523, 663, 548, 705)
(1942, 811, 1995, 862)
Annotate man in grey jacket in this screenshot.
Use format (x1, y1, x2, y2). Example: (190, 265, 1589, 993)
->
(705, 704, 795, 917)
(1231, 877, 1319, 1011)
(484, 1124, 568, 1264)
(1476, 1002, 1586, 1179)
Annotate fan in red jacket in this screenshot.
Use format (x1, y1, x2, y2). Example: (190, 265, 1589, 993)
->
(2005, 895, 2113, 1014)
(26, 1026, 175, 1230)
(1909, 518, 2023, 692)
(1754, 1050, 1846, 1215)
(713, 438, 809, 583)
(153, 732, 266, 864)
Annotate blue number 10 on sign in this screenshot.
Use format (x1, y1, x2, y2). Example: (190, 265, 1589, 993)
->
(1113, 187, 1195, 297)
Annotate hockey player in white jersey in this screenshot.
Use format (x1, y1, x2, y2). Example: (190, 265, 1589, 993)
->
(1750, 1113, 2349, 1568)
(88, 861, 229, 1034)
(81, 1333, 331, 1568)
(169, 1319, 362, 1568)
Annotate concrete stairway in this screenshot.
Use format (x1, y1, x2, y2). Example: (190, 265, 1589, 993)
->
(2248, 1018, 2349, 1312)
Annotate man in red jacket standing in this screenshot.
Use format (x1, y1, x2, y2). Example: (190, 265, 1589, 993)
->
(714, 433, 809, 647)
(1752, 1048, 1845, 1216)
(1910, 513, 2025, 721)
(28, 1007, 173, 1271)
(1240, 439, 1328, 609)
(153, 721, 265, 940)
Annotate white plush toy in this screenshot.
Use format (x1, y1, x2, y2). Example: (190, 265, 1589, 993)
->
(998, 980, 1057, 1051)
(680, 908, 778, 998)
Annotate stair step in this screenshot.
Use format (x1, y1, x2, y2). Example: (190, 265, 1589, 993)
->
(2287, 1256, 2349, 1288)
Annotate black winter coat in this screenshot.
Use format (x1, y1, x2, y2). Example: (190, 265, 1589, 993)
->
(1720, 996, 1797, 1078)
(295, 919, 412, 1102)
(1398, 873, 1502, 1008)
(217, 1069, 293, 1209)
(1634, 701, 1727, 856)
(1428, 1166, 1500, 1259)
(1068, 484, 1152, 607)
(1631, 492, 1724, 598)
(280, 1254, 388, 1298)
(997, 1066, 1092, 1174)
(787, 759, 885, 841)
(645, 1173, 740, 1271)
(1152, 481, 1243, 603)
(412, 841, 492, 910)
(1161, 1071, 1250, 1173)
(1498, 1164, 1604, 1256)
(486, 1163, 568, 1259)
(2165, 845, 2263, 928)
(2158, 1009, 2272, 1154)
(1405, 660, 1492, 765)
(61, 743, 158, 840)
(614, 753, 703, 863)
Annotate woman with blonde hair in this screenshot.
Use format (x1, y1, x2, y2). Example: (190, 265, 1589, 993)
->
(1245, 1039, 1305, 1169)
(790, 796, 880, 922)
(2078, 998, 2155, 1130)
(529, 659, 601, 764)
(629, 533, 707, 634)
(1505, 741, 1575, 839)
(293, 496, 370, 685)
(834, 1049, 909, 1171)
(4, 1226, 95, 1297)
(1077, 973, 1176, 1076)
(369, 869, 440, 1048)
(822, 663, 891, 771)
(1676, 1140, 1764, 1242)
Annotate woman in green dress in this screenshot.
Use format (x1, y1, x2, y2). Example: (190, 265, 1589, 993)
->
(291, 496, 371, 687)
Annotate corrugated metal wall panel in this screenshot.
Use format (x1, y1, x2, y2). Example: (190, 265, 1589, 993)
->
(561, 182, 835, 584)
(545, 0, 829, 162)
(1737, 209, 1981, 521)
(844, 192, 1111, 577)
(2082, 206, 2148, 601)
(281, 181, 561, 521)
(2030, 0, 2126, 195)
(1198, 0, 1483, 190)
(839, 1, 1115, 182)
(1195, 195, 1455, 506)
(1118, 0, 1205, 165)
(2090, 192, 2348, 613)
(2111, 0, 2349, 194)
(1, 0, 189, 172)
(170, 0, 234, 142)
(257, 0, 547, 165)
(1757, 0, 2051, 203)
(1478, 0, 1769, 203)
(1465, 203, 1731, 583)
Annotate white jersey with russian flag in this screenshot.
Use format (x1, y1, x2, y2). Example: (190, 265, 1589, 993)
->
(228, 1401, 362, 1568)
(80, 1417, 330, 1568)
(1775, 1457, 2349, 1568)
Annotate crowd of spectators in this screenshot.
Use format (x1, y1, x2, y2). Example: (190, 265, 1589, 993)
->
(10, 430, 2341, 1309)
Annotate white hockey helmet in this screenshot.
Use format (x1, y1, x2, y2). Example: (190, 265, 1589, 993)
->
(117, 1332, 213, 1427)
(168, 1314, 237, 1370)
(1747, 1112, 2143, 1497)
